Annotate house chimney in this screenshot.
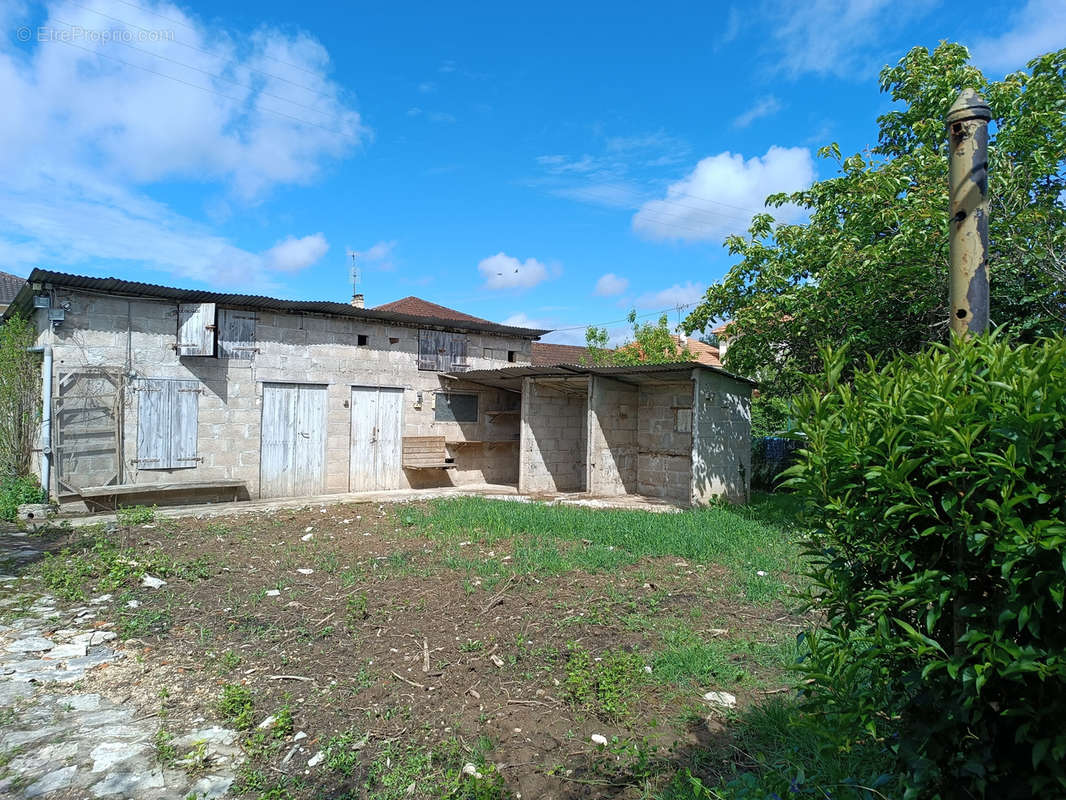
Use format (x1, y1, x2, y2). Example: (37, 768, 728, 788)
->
(351, 293, 364, 309)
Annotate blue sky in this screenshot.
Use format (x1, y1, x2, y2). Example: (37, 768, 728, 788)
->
(1, 0, 1063, 344)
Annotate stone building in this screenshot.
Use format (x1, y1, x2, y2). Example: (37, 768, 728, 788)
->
(4, 269, 754, 509)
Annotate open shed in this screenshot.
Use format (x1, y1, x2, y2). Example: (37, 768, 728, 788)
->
(449, 363, 756, 504)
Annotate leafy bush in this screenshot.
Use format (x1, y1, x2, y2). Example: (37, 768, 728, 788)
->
(217, 684, 255, 730)
(785, 336, 1066, 798)
(0, 474, 47, 521)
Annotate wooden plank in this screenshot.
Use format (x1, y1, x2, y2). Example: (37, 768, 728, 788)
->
(177, 302, 216, 356)
(80, 480, 245, 498)
(171, 381, 200, 469)
(377, 388, 404, 489)
(260, 383, 296, 498)
(218, 309, 257, 359)
(136, 378, 170, 470)
(293, 384, 327, 496)
(349, 386, 378, 492)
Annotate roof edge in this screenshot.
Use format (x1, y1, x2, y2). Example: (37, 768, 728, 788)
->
(9, 269, 551, 338)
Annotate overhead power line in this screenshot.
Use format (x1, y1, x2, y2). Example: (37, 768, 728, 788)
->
(52, 16, 338, 119)
(66, 0, 339, 100)
(48, 36, 358, 138)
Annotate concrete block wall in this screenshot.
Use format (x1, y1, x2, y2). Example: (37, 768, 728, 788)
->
(587, 377, 638, 495)
(636, 382, 694, 503)
(692, 370, 752, 504)
(36, 290, 532, 503)
(519, 378, 587, 493)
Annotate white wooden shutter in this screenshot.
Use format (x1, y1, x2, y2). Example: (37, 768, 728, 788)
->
(177, 303, 216, 356)
(448, 335, 468, 371)
(217, 309, 257, 359)
(418, 330, 440, 370)
(171, 381, 200, 467)
(136, 379, 169, 469)
(135, 379, 200, 469)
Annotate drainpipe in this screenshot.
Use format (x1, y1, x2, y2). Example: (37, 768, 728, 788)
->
(27, 346, 53, 498)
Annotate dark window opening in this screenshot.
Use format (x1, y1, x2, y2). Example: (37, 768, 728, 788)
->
(389, 337, 400, 345)
(507, 350, 517, 362)
(435, 392, 478, 422)
(357, 334, 369, 347)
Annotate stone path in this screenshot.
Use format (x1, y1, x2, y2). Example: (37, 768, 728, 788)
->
(0, 529, 241, 799)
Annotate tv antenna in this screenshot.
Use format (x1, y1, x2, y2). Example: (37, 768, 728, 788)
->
(348, 251, 360, 295)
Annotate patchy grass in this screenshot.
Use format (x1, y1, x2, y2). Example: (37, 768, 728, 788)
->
(19, 494, 809, 799)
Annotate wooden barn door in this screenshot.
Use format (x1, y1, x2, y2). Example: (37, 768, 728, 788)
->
(349, 386, 404, 491)
(260, 383, 327, 498)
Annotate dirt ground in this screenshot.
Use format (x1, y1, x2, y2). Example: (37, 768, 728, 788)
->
(9, 499, 804, 800)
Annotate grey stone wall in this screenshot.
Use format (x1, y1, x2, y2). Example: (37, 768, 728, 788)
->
(32, 291, 531, 502)
(691, 370, 752, 504)
(636, 382, 693, 503)
(587, 377, 637, 495)
(519, 378, 587, 493)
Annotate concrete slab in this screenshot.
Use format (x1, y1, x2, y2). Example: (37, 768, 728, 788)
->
(55, 483, 685, 527)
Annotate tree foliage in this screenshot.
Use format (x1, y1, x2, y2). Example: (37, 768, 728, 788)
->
(785, 335, 1066, 797)
(0, 315, 41, 479)
(584, 310, 692, 366)
(685, 43, 1066, 399)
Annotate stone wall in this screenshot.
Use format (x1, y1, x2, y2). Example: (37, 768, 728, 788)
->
(636, 382, 693, 503)
(692, 370, 752, 503)
(587, 377, 637, 495)
(519, 378, 587, 493)
(32, 290, 531, 504)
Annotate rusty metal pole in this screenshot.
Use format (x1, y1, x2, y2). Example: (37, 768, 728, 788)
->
(946, 89, 991, 337)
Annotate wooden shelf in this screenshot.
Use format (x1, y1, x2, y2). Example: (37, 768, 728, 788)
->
(446, 440, 519, 447)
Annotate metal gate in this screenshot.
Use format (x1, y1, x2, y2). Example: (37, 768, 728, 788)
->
(53, 370, 123, 496)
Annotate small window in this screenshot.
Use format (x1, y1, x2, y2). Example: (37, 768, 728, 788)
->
(674, 408, 693, 433)
(389, 337, 400, 345)
(507, 350, 517, 363)
(357, 334, 369, 347)
(435, 392, 478, 422)
(218, 309, 257, 360)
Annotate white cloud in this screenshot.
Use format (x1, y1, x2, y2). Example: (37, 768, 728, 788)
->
(353, 240, 397, 271)
(0, 0, 363, 287)
(733, 96, 783, 128)
(634, 282, 706, 310)
(766, 0, 934, 78)
(478, 252, 552, 290)
(263, 233, 329, 272)
(968, 0, 1066, 73)
(501, 312, 548, 328)
(595, 273, 629, 296)
(632, 146, 815, 242)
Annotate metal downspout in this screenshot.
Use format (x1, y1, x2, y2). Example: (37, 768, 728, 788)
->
(27, 345, 53, 498)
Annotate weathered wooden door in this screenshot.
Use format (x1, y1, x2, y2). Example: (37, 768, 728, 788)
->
(260, 383, 327, 498)
(349, 386, 404, 491)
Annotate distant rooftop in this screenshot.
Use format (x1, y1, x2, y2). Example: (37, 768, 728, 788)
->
(372, 296, 494, 326)
(0, 270, 25, 306)
(531, 342, 590, 366)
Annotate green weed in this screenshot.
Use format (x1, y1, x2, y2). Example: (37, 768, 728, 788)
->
(217, 684, 255, 730)
(116, 504, 156, 525)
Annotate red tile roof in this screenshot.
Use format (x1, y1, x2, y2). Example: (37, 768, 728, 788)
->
(371, 296, 494, 325)
(531, 342, 591, 366)
(679, 336, 721, 367)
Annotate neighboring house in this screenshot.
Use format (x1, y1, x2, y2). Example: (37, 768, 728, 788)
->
(712, 321, 733, 360)
(0, 270, 26, 316)
(531, 342, 591, 366)
(5, 269, 755, 508)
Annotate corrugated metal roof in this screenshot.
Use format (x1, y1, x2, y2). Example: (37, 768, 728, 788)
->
(449, 361, 757, 387)
(8, 269, 550, 338)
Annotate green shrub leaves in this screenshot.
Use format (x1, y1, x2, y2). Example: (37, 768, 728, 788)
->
(786, 335, 1066, 797)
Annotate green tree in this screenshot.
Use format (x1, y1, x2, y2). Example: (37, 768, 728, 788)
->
(584, 310, 692, 365)
(685, 43, 1066, 399)
(0, 315, 41, 477)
